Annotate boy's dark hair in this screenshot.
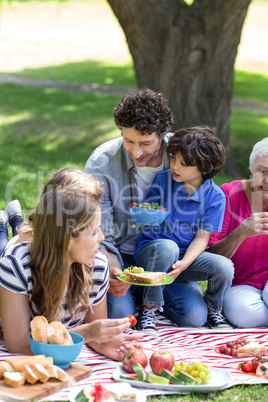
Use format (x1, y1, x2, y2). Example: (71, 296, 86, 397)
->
(113, 88, 174, 139)
(167, 126, 226, 180)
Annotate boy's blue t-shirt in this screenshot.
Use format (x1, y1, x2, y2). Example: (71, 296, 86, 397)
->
(134, 169, 226, 259)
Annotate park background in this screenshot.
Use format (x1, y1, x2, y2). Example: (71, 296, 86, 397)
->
(0, 1, 268, 400)
(0, 0, 267, 216)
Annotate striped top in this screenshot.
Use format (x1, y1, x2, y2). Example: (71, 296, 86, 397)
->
(0, 242, 109, 328)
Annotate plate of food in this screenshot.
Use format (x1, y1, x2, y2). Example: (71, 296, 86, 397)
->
(237, 357, 268, 378)
(68, 382, 146, 402)
(215, 338, 268, 358)
(117, 267, 173, 287)
(113, 366, 231, 394)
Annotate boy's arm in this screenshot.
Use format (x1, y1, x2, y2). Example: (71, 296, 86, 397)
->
(169, 229, 211, 279)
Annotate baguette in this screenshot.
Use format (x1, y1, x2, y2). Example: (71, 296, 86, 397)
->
(6, 355, 53, 372)
(30, 315, 48, 343)
(4, 372, 25, 388)
(0, 361, 14, 378)
(124, 271, 166, 284)
(237, 342, 267, 357)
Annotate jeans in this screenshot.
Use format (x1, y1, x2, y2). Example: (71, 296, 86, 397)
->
(136, 239, 234, 327)
(0, 215, 24, 256)
(223, 283, 268, 328)
(107, 253, 143, 318)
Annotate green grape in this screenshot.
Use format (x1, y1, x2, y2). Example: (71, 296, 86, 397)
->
(199, 371, 206, 379)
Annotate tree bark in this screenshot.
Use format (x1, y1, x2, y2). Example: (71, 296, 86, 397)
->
(107, 0, 252, 175)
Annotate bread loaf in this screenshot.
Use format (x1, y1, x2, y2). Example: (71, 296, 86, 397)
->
(7, 355, 53, 372)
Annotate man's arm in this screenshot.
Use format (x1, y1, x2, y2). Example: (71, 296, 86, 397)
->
(100, 249, 131, 298)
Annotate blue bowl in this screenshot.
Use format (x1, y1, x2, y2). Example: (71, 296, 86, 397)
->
(29, 332, 84, 369)
(129, 207, 168, 226)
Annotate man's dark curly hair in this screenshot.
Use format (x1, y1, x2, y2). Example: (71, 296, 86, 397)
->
(113, 88, 174, 139)
(167, 126, 226, 180)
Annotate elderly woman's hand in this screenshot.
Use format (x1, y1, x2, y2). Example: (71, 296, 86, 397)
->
(241, 212, 268, 237)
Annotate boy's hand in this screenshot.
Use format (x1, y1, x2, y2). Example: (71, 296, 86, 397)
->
(170, 260, 188, 279)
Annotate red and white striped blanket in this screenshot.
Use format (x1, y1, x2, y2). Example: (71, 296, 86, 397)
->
(1, 314, 268, 400)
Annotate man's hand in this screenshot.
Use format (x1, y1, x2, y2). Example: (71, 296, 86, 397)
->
(109, 267, 131, 297)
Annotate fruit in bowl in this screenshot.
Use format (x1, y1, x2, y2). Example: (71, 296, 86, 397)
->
(29, 332, 84, 369)
(129, 203, 168, 226)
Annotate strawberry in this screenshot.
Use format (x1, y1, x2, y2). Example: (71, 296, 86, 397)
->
(241, 360, 253, 372)
(251, 359, 261, 373)
(127, 314, 137, 326)
(130, 204, 134, 208)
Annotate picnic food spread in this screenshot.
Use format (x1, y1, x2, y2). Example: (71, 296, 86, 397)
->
(120, 349, 212, 385)
(31, 316, 74, 345)
(123, 266, 167, 285)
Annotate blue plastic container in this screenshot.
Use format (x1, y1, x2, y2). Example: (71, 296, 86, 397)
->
(129, 207, 168, 226)
(29, 332, 84, 369)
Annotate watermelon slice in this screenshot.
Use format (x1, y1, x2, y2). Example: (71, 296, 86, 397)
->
(175, 370, 199, 385)
(160, 369, 184, 384)
(132, 363, 147, 381)
(120, 373, 140, 381)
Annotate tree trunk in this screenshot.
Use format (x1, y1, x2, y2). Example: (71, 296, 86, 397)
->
(107, 0, 251, 175)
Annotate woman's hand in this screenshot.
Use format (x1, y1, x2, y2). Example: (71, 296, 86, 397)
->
(241, 212, 268, 237)
(89, 332, 144, 361)
(81, 317, 131, 343)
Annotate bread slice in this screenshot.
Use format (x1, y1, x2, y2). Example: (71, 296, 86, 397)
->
(102, 382, 137, 401)
(0, 361, 14, 378)
(21, 364, 39, 384)
(124, 271, 166, 284)
(4, 372, 25, 388)
(46, 364, 71, 382)
(28, 363, 50, 383)
(237, 342, 267, 357)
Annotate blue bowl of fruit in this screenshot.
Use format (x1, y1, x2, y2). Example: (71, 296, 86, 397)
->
(129, 203, 168, 226)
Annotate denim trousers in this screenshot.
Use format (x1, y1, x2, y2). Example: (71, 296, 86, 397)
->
(136, 239, 234, 327)
(107, 252, 143, 318)
(0, 215, 24, 256)
(223, 282, 268, 328)
(107, 240, 234, 327)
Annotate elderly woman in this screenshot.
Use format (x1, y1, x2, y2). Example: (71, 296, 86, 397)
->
(209, 137, 268, 328)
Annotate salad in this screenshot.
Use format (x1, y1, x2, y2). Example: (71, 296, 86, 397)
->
(129, 202, 166, 211)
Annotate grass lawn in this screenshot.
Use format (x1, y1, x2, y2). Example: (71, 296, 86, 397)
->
(0, 2, 268, 400)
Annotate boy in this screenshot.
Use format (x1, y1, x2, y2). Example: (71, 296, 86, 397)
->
(134, 126, 234, 336)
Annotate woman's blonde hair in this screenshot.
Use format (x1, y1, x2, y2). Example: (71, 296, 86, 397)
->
(30, 187, 99, 322)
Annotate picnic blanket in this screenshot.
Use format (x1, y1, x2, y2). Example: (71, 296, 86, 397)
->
(0, 314, 268, 400)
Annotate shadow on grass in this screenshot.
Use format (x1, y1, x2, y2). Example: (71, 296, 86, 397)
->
(4, 60, 137, 90)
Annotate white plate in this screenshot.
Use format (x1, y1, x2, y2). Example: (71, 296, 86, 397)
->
(113, 366, 231, 393)
(68, 384, 147, 402)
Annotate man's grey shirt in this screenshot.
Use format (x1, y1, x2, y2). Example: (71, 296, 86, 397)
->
(84, 136, 170, 268)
